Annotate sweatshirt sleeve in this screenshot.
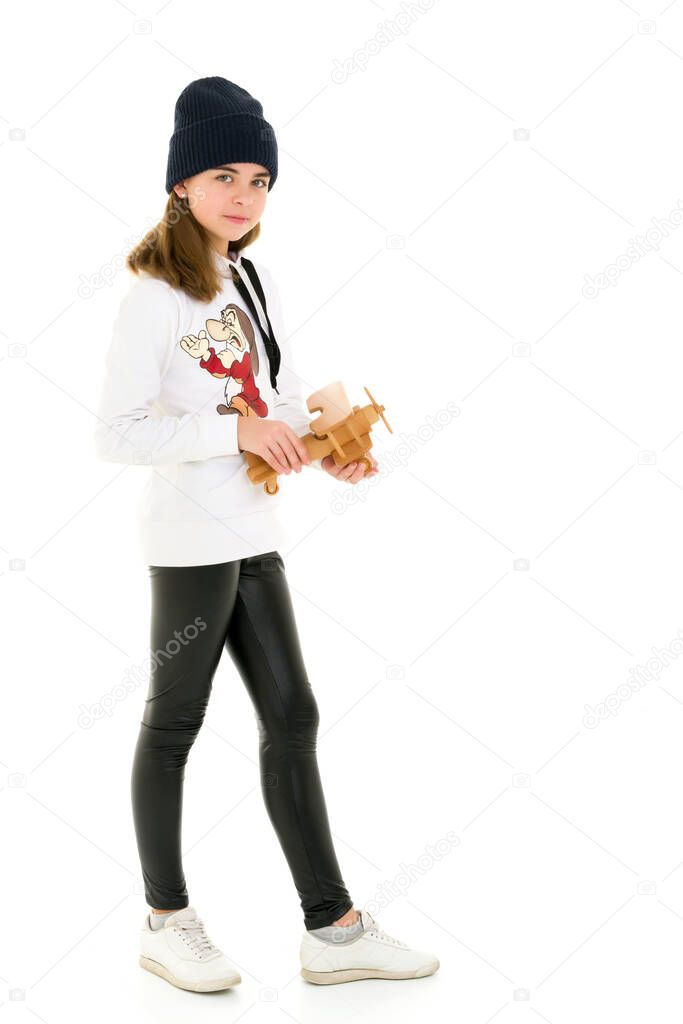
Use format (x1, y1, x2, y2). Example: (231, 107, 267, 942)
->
(94, 276, 241, 465)
(257, 265, 323, 472)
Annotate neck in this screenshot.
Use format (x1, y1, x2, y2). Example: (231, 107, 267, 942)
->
(213, 246, 237, 264)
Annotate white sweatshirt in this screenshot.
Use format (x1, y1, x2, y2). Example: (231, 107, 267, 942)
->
(94, 248, 321, 567)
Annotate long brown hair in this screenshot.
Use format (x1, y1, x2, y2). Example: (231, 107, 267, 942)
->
(126, 191, 260, 303)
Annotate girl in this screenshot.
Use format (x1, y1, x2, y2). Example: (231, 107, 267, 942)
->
(95, 76, 439, 992)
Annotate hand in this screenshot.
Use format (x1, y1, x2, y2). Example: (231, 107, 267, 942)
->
(180, 329, 210, 359)
(238, 417, 311, 476)
(321, 452, 379, 484)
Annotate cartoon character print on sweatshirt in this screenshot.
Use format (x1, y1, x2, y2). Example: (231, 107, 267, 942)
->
(179, 301, 268, 418)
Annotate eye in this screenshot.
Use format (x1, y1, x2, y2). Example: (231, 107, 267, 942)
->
(216, 174, 267, 188)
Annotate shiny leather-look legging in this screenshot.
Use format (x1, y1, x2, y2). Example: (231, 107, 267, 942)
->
(131, 551, 354, 931)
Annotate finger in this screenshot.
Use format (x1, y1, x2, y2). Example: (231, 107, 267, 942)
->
(285, 427, 310, 465)
(265, 442, 291, 475)
(351, 461, 373, 484)
(279, 435, 303, 472)
(264, 452, 288, 475)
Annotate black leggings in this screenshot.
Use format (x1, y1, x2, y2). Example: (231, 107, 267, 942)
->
(131, 551, 354, 931)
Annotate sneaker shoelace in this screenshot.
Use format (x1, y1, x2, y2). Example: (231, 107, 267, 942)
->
(364, 916, 410, 950)
(174, 918, 220, 959)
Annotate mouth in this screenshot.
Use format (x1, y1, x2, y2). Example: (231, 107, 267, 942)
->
(223, 216, 249, 223)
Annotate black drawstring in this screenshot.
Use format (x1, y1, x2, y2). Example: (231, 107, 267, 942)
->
(230, 257, 281, 395)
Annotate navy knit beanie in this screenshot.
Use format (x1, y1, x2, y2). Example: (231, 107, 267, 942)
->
(165, 77, 278, 194)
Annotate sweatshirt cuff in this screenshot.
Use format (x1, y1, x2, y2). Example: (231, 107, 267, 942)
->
(197, 412, 241, 458)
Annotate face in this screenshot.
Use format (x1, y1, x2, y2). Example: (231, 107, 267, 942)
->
(172, 162, 270, 252)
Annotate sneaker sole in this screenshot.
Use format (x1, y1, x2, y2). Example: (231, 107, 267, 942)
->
(300, 960, 439, 984)
(139, 955, 241, 992)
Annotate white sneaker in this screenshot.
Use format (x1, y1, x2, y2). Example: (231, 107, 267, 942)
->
(139, 906, 241, 992)
(300, 908, 440, 984)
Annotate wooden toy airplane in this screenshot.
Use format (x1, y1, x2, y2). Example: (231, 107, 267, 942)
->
(244, 382, 393, 495)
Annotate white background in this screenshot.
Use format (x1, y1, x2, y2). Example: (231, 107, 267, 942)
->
(3, 0, 683, 1019)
